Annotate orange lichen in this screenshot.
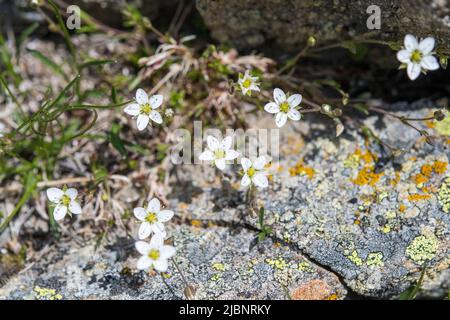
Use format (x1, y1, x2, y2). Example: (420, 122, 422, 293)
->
(191, 220, 203, 227)
(399, 204, 406, 212)
(432, 161, 448, 175)
(324, 294, 338, 300)
(390, 172, 400, 186)
(352, 167, 383, 186)
(408, 194, 432, 202)
(413, 173, 429, 186)
(421, 164, 433, 177)
(289, 161, 315, 179)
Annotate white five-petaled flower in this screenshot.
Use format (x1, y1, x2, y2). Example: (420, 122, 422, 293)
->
(240, 156, 269, 189)
(46, 187, 82, 221)
(238, 70, 260, 96)
(124, 88, 163, 131)
(134, 197, 174, 240)
(135, 234, 176, 272)
(397, 34, 440, 81)
(199, 135, 240, 171)
(264, 88, 302, 128)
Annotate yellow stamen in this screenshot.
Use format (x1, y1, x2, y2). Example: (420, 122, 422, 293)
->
(242, 78, 252, 89)
(247, 167, 256, 177)
(280, 101, 290, 113)
(140, 103, 152, 114)
(148, 249, 160, 260)
(214, 149, 225, 159)
(410, 50, 422, 63)
(145, 212, 158, 224)
(61, 195, 71, 206)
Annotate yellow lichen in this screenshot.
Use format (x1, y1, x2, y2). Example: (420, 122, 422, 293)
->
(298, 261, 314, 272)
(212, 262, 226, 271)
(289, 160, 315, 179)
(266, 257, 288, 270)
(406, 235, 438, 264)
(435, 114, 450, 136)
(407, 194, 432, 202)
(34, 286, 62, 300)
(324, 294, 338, 300)
(352, 167, 383, 187)
(190, 220, 203, 228)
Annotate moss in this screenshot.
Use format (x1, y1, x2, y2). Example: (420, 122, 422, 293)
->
(367, 252, 384, 268)
(347, 250, 363, 266)
(438, 177, 450, 213)
(406, 235, 438, 264)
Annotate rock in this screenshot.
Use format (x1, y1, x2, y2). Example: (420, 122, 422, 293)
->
(0, 224, 346, 299)
(168, 101, 450, 298)
(196, 0, 450, 51)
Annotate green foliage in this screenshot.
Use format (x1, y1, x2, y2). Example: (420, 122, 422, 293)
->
(257, 207, 272, 242)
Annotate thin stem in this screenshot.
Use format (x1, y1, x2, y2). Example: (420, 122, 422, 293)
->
(171, 258, 190, 288)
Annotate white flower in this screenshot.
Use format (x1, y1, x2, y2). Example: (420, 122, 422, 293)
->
(124, 88, 163, 131)
(199, 135, 240, 171)
(238, 70, 260, 96)
(397, 34, 440, 81)
(133, 197, 174, 240)
(240, 156, 269, 188)
(46, 187, 82, 221)
(135, 234, 176, 272)
(0, 123, 5, 137)
(264, 88, 302, 128)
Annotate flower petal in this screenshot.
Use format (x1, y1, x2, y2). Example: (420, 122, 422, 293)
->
(135, 88, 148, 105)
(157, 210, 174, 222)
(421, 55, 439, 70)
(264, 102, 280, 114)
(135, 241, 151, 255)
(404, 34, 418, 51)
(160, 245, 176, 259)
(133, 207, 147, 221)
(136, 114, 150, 131)
(46, 188, 64, 203)
(287, 94, 302, 108)
(396, 49, 411, 63)
(241, 174, 251, 187)
(407, 62, 421, 80)
(152, 222, 165, 234)
(137, 256, 153, 270)
(418, 37, 435, 55)
(253, 156, 267, 170)
(221, 136, 233, 150)
(147, 198, 161, 213)
(215, 158, 226, 170)
(287, 109, 301, 121)
(275, 112, 288, 128)
(241, 157, 252, 171)
(124, 103, 140, 116)
(252, 173, 269, 188)
(149, 110, 163, 124)
(149, 94, 163, 109)
(225, 149, 239, 161)
(138, 222, 152, 239)
(207, 136, 220, 151)
(273, 88, 286, 104)
(65, 188, 78, 200)
(150, 233, 164, 247)
(53, 204, 67, 221)
(69, 201, 82, 215)
(199, 150, 215, 161)
(153, 259, 169, 272)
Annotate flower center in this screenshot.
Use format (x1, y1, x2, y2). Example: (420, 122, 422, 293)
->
(145, 212, 158, 224)
(61, 195, 71, 206)
(148, 249, 160, 260)
(247, 167, 256, 177)
(214, 149, 225, 159)
(242, 78, 252, 89)
(140, 103, 152, 114)
(410, 50, 422, 63)
(280, 101, 290, 113)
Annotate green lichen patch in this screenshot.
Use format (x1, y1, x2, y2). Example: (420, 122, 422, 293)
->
(406, 235, 439, 264)
(367, 252, 384, 268)
(347, 250, 363, 266)
(438, 177, 450, 213)
(34, 286, 63, 300)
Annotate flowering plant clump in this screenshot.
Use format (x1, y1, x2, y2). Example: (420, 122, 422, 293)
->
(133, 197, 174, 239)
(238, 70, 260, 96)
(397, 35, 440, 80)
(199, 135, 240, 170)
(46, 187, 82, 221)
(264, 88, 302, 128)
(135, 233, 176, 272)
(124, 88, 164, 130)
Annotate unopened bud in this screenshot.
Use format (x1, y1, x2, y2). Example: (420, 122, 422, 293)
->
(307, 36, 317, 47)
(440, 56, 448, 70)
(434, 110, 445, 121)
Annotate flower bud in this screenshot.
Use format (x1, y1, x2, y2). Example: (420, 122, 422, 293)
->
(307, 36, 317, 47)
